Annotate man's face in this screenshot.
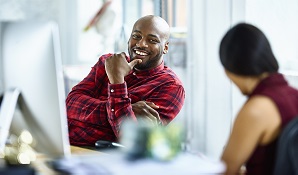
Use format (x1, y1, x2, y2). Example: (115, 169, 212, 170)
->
(128, 18, 169, 70)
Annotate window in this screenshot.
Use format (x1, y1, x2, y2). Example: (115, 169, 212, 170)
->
(245, 0, 298, 88)
(67, 0, 187, 64)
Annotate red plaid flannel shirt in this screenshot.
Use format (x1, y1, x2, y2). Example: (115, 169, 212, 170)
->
(66, 54, 185, 146)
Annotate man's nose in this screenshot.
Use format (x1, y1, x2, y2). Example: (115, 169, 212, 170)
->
(136, 39, 148, 48)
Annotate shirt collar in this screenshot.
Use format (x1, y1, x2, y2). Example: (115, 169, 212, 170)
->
(130, 61, 165, 78)
(249, 73, 288, 97)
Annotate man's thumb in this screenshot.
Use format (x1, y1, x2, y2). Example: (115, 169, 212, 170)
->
(129, 59, 142, 68)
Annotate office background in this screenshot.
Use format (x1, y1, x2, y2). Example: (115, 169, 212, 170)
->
(0, 0, 298, 160)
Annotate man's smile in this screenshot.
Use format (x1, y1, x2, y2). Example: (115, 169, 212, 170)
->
(134, 49, 149, 56)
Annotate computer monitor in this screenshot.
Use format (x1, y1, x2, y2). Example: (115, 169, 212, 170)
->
(0, 20, 71, 159)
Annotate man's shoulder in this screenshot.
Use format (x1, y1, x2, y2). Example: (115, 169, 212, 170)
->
(162, 66, 179, 77)
(98, 53, 113, 61)
(160, 66, 184, 86)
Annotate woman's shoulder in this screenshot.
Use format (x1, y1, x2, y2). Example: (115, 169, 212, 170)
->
(241, 95, 279, 122)
(238, 95, 281, 144)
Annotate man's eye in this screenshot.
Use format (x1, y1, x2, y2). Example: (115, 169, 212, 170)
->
(150, 39, 158, 43)
(132, 34, 140, 39)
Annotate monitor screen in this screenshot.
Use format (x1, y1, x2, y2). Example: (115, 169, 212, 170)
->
(0, 20, 71, 159)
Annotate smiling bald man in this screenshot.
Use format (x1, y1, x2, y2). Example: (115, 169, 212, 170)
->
(66, 15, 185, 147)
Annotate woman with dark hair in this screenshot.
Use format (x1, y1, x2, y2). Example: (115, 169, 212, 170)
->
(219, 23, 298, 175)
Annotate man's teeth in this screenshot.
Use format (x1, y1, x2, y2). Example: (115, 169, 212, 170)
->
(135, 50, 148, 56)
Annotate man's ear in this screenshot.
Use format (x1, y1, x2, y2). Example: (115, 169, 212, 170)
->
(163, 42, 169, 54)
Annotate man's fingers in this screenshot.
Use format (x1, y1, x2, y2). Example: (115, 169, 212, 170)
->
(144, 101, 161, 122)
(147, 107, 160, 121)
(119, 52, 127, 58)
(145, 101, 159, 109)
(132, 101, 161, 125)
(142, 110, 160, 125)
(129, 59, 142, 68)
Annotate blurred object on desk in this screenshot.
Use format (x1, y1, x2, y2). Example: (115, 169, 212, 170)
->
(49, 156, 111, 175)
(0, 130, 36, 175)
(3, 130, 36, 165)
(0, 165, 35, 175)
(120, 119, 184, 161)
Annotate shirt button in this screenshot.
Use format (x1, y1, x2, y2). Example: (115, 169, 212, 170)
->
(111, 109, 114, 112)
(111, 89, 114, 93)
(133, 72, 136, 76)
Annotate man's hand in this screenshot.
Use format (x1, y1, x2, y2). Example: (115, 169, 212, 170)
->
(131, 101, 161, 125)
(105, 52, 142, 84)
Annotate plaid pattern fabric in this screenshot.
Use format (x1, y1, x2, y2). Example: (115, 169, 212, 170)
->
(66, 54, 185, 146)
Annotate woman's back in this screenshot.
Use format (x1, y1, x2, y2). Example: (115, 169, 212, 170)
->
(246, 73, 298, 174)
(219, 23, 298, 175)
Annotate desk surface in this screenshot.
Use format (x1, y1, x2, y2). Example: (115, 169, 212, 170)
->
(32, 146, 104, 175)
(71, 145, 103, 154)
(33, 146, 226, 175)
(80, 151, 226, 175)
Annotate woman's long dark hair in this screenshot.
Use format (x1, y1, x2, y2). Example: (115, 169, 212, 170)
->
(219, 23, 279, 76)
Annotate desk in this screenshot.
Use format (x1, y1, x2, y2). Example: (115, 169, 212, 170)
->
(70, 145, 105, 155)
(77, 151, 226, 175)
(33, 146, 226, 175)
(31, 146, 105, 175)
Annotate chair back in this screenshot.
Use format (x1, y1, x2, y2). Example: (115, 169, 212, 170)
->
(273, 116, 298, 175)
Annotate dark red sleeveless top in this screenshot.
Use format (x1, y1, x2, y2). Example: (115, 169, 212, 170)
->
(246, 73, 298, 175)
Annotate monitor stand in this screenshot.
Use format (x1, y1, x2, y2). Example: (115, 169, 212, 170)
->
(0, 88, 21, 152)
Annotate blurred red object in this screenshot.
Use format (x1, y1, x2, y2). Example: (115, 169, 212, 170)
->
(83, 0, 112, 32)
